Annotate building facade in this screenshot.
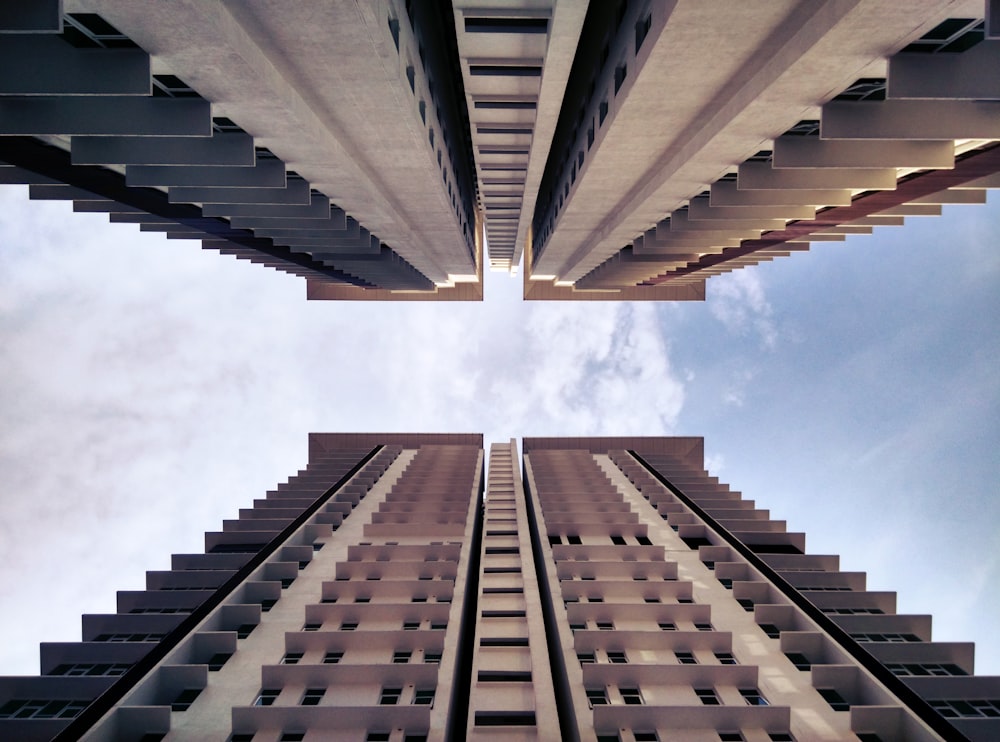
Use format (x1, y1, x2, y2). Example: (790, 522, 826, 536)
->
(3, 1, 1000, 299)
(1, 434, 996, 741)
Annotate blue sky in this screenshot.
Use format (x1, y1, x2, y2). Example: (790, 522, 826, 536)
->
(1, 184, 997, 677)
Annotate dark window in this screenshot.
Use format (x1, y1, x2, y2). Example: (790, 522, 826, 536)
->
(481, 637, 529, 647)
(635, 13, 652, 52)
(280, 735, 305, 742)
(301, 688, 324, 706)
(621, 687, 643, 705)
(676, 651, 697, 665)
(769, 735, 796, 742)
(885, 662, 966, 677)
(474, 711, 537, 726)
(393, 651, 412, 664)
(634, 733, 658, 742)
(716, 652, 738, 665)
(719, 735, 744, 742)
(818, 688, 850, 711)
(366, 734, 391, 742)
(636, 535, 652, 546)
(379, 687, 402, 705)
(608, 651, 628, 664)
(281, 653, 303, 665)
(478, 670, 532, 682)
(586, 688, 609, 707)
(567, 534, 582, 545)
(658, 622, 676, 631)
(323, 651, 343, 664)
(611, 535, 627, 546)
(759, 623, 781, 639)
(208, 653, 231, 671)
(597, 621, 614, 631)
(340, 622, 358, 631)
(171, 688, 201, 712)
(578, 652, 596, 664)
(237, 624, 256, 639)
(254, 689, 278, 707)
(786, 652, 811, 671)
(424, 652, 442, 664)
(740, 688, 769, 706)
(695, 622, 713, 631)
(696, 688, 720, 705)
(304, 622, 321, 632)
(614, 64, 627, 94)
(413, 689, 435, 706)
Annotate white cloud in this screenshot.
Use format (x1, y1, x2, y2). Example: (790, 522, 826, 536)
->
(708, 268, 777, 348)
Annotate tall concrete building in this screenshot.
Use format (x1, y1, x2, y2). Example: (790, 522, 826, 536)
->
(3, 1, 1000, 300)
(1, 435, 996, 741)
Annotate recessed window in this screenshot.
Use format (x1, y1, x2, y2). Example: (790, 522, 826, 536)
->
(208, 653, 231, 671)
(676, 651, 697, 665)
(634, 733, 658, 742)
(366, 734, 391, 742)
(719, 734, 744, 742)
(696, 688, 720, 705)
(597, 621, 614, 631)
(355, 596, 371, 604)
(740, 688, 768, 706)
(413, 689, 435, 706)
(608, 651, 628, 664)
(379, 687, 402, 705)
(393, 651, 412, 664)
(759, 623, 781, 639)
(280, 734, 305, 742)
(620, 687, 643, 705)
(340, 622, 358, 631)
(171, 688, 202, 712)
(786, 652, 811, 671)
(424, 652, 442, 664)
(715, 652, 738, 665)
(254, 689, 279, 707)
(658, 622, 676, 631)
(323, 651, 343, 664)
(695, 622, 713, 632)
(635, 13, 652, 52)
(281, 653, 303, 665)
(818, 688, 850, 711)
(301, 688, 324, 706)
(611, 535, 627, 546)
(578, 652, 596, 664)
(586, 688, 609, 707)
(304, 622, 321, 632)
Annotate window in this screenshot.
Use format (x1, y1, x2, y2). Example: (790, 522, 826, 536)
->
(885, 662, 966, 677)
(301, 688, 324, 706)
(304, 622, 321, 632)
(430, 621, 447, 630)
(676, 651, 697, 665)
(237, 624, 256, 639)
(356, 596, 371, 603)
(171, 688, 201, 711)
(715, 652, 738, 665)
(851, 632, 920, 643)
(677, 597, 693, 604)
(51, 663, 131, 677)
(597, 736, 620, 742)
(393, 651, 412, 664)
(636, 535, 652, 546)
(634, 733, 658, 742)
(608, 651, 628, 664)
(570, 622, 587, 632)
(281, 653, 303, 665)
(643, 597, 660, 604)
(740, 688, 768, 706)
(424, 652, 442, 664)
(611, 535, 627, 546)
(719, 735, 744, 742)
(481, 637, 529, 647)
(478, 671, 532, 682)
(578, 652, 596, 664)
(208, 652, 231, 671)
(719, 578, 733, 589)
(280, 735, 304, 742)
(928, 699, 1000, 718)
(695, 622, 713, 632)
(786, 652, 811, 671)
(586, 688, 609, 707)
(366, 734, 391, 742)
(567, 534, 582, 545)
(737, 599, 754, 612)
(696, 688, 720, 705)
(769, 734, 796, 741)
(231, 735, 255, 742)
(323, 651, 343, 664)
(620, 687, 643, 705)
(403, 621, 420, 631)
(413, 689, 435, 706)
(379, 687, 402, 705)
(596, 621, 614, 631)
(759, 623, 781, 639)
(818, 688, 850, 711)
(658, 622, 676, 631)
(340, 621, 358, 631)
(0, 699, 90, 720)
(254, 689, 279, 707)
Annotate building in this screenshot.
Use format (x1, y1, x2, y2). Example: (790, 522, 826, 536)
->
(3, 1, 999, 300)
(1, 434, 996, 741)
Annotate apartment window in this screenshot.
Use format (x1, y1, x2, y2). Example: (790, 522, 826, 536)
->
(715, 652, 738, 665)
(928, 699, 1000, 718)
(608, 651, 628, 664)
(851, 632, 920, 643)
(586, 688, 609, 707)
(403, 621, 420, 631)
(304, 622, 321, 632)
(301, 688, 324, 706)
(280, 735, 304, 742)
(404, 735, 428, 742)
(597, 736, 620, 742)
(431, 621, 447, 630)
(323, 651, 343, 664)
(479, 671, 532, 682)
(231, 735, 255, 742)
(0, 699, 90, 720)
(737, 599, 755, 612)
(578, 652, 597, 664)
(719, 735, 744, 742)
(676, 651, 697, 665)
(412, 596, 427, 603)
(769, 735, 796, 742)
(703, 560, 715, 569)
(740, 688, 769, 706)
(570, 622, 587, 632)
(481, 637, 529, 647)
(786, 652, 811, 671)
(818, 688, 850, 711)
(379, 687, 402, 705)
(611, 535, 627, 546)
(885, 662, 966, 677)
(51, 663, 131, 677)
(643, 597, 660, 604)
(658, 622, 676, 631)
(280, 652, 303, 665)
(254, 689, 279, 707)
(696, 688, 720, 705)
(677, 597, 693, 604)
(567, 534, 582, 545)
(597, 621, 614, 631)
(695, 622, 713, 632)
(424, 652, 442, 664)
(759, 623, 781, 639)
(356, 596, 371, 603)
(588, 596, 604, 603)
(340, 622, 358, 631)
(393, 651, 412, 664)
(413, 689, 435, 706)
(636, 535, 652, 546)
(208, 653, 231, 671)
(620, 687, 643, 705)
(719, 578, 733, 589)
(237, 623, 256, 639)
(634, 733, 658, 742)
(366, 734, 391, 742)
(171, 688, 201, 712)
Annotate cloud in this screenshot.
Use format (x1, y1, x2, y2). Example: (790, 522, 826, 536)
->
(708, 268, 777, 348)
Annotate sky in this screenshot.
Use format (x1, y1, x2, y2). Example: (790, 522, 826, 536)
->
(1, 183, 998, 679)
